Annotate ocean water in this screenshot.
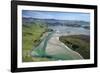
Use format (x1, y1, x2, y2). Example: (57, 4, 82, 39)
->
(48, 26, 90, 36)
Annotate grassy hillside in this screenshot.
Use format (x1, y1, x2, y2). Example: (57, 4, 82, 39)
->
(22, 22, 48, 62)
(59, 35, 90, 59)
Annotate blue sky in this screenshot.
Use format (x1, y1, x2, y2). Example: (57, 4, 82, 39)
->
(22, 10, 90, 22)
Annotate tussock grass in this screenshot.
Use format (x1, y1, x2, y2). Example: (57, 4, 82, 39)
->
(59, 35, 90, 59)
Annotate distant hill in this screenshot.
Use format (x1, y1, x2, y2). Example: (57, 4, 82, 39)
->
(22, 17, 90, 28)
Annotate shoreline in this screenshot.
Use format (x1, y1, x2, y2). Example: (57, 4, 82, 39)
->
(46, 32, 83, 60)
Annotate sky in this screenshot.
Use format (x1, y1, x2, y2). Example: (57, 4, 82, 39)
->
(22, 10, 90, 22)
